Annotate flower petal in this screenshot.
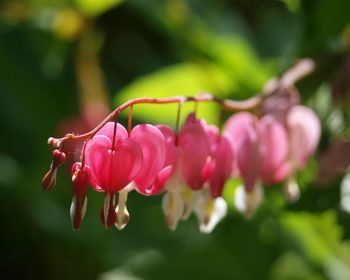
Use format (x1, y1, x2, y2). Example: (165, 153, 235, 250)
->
(224, 112, 256, 151)
(224, 112, 256, 175)
(86, 135, 143, 192)
(96, 122, 128, 141)
(157, 125, 178, 166)
(131, 124, 166, 195)
(236, 124, 262, 192)
(287, 105, 321, 169)
(199, 197, 227, 234)
(209, 133, 235, 198)
(178, 119, 210, 190)
(162, 191, 185, 230)
(146, 165, 174, 196)
(234, 184, 264, 219)
(259, 115, 289, 184)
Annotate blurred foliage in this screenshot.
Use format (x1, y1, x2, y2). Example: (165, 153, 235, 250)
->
(0, 0, 350, 279)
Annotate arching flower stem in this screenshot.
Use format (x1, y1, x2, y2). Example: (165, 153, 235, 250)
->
(127, 105, 133, 136)
(47, 59, 315, 150)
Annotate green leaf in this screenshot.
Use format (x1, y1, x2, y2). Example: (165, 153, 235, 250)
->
(189, 34, 273, 98)
(281, 210, 343, 265)
(114, 62, 232, 125)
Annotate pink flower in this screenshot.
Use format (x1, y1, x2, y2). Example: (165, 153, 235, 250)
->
(85, 122, 143, 228)
(225, 112, 262, 192)
(258, 115, 290, 185)
(150, 124, 179, 194)
(224, 112, 257, 177)
(224, 112, 290, 192)
(287, 105, 321, 169)
(151, 114, 212, 194)
(208, 130, 235, 198)
(237, 124, 263, 192)
(157, 113, 212, 230)
(131, 124, 167, 196)
(282, 105, 321, 202)
(85, 122, 143, 193)
(178, 114, 211, 190)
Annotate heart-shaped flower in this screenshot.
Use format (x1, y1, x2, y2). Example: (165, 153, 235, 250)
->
(178, 114, 211, 190)
(287, 105, 321, 169)
(209, 132, 235, 198)
(85, 122, 143, 193)
(131, 124, 166, 196)
(259, 115, 289, 185)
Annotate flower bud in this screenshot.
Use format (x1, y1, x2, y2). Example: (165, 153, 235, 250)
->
(70, 162, 90, 230)
(42, 149, 66, 192)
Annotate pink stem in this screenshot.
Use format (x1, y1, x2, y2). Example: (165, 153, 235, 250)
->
(49, 59, 315, 148)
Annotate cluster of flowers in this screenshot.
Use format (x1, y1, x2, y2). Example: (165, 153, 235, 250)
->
(42, 60, 320, 233)
(42, 95, 320, 233)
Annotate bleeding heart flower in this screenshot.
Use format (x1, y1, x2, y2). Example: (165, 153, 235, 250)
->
(225, 113, 263, 192)
(154, 114, 213, 194)
(178, 113, 211, 190)
(287, 105, 321, 169)
(258, 115, 290, 185)
(156, 114, 213, 230)
(131, 124, 166, 196)
(85, 122, 143, 193)
(146, 124, 180, 195)
(209, 131, 235, 198)
(224, 112, 257, 176)
(237, 124, 263, 192)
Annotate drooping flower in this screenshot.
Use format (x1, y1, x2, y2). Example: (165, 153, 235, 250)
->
(225, 112, 291, 188)
(85, 122, 143, 228)
(224, 112, 258, 178)
(130, 124, 166, 196)
(208, 130, 235, 198)
(258, 115, 290, 185)
(178, 114, 211, 190)
(225, 112, 290, 217)
(282, 105, 321, 202)
(70, 162, 90, 230)
(158, 113, 213, 230)
(225, 113, 263, 192)
(287, 105, 321, 170)
(85, 122, 143, 193)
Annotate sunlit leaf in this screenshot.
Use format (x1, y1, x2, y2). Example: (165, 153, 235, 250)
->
(114, 62, 232, 124)
(281, 211, 343, 264)
(189, 34, 273, 98)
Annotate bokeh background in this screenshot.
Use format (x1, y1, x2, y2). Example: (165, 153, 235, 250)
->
(1, 0, 350, 279)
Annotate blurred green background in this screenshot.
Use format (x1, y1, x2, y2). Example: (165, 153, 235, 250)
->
(1, 0, 350, 279)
